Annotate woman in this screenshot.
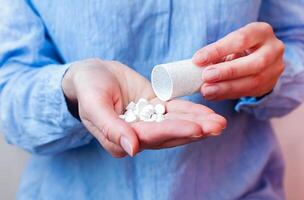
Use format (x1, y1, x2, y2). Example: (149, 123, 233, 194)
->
(0, 0, 303, 199)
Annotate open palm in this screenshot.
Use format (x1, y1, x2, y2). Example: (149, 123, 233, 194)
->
(62, 59, 226, 157)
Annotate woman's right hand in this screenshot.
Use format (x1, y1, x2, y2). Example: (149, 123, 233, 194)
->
(62, 59, 226, 157)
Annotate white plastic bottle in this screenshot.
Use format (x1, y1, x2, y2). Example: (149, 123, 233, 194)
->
(151, 59, 205, 101)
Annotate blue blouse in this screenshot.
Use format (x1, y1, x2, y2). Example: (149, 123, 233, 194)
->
(0, 0, 304, 199)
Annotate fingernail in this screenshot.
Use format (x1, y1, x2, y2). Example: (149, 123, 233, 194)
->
(193, 52, 208, 65)
(202, 85, 219, 97)
(210, 132, 222, 136)
(120, 136, 133, 157)
(203, 68, 220, 82)
(191, 134, 203, 139)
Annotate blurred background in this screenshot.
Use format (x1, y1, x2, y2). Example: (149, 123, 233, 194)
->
(1, 105, 304, 199)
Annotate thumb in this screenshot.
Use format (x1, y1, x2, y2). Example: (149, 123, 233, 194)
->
(86, 98, 139, 156)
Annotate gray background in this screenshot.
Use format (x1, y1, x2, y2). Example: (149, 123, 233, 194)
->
(1, 105, 304, 200)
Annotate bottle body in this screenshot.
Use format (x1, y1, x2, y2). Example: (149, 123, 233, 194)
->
(151, 59, 204, 101)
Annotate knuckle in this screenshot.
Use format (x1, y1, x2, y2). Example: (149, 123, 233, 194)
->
(276, 40, 285, 55)
(223, 82, 233, 96)
(255, 56, 268, 71)
(225, 65, 237, 79)
(259, 22, 273, 34)
(236, 32, 250, 49)
(251, 76, 262, 90)
(210, 45, 222, 58)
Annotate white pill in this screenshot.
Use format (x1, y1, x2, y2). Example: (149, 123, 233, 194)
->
(154, 104, 166, 114)
(141, 104, 154, 114)
(134, 99, 149, 115)
(137, 98, 149, 109)
(150, 114, 157, 121)
(140, 115, 150, 121)
(156, 114, 165, 122)
(124, 109, 134, 115)
(139, 112, 151, 119)
(126, 101, 136, 110)
(143, 118, 153, 122)
(124, 112, 138, 123)
(142, 114, 157, 122)
(140, 113, 152, 119)
(141, 104, 154, 117)
(121, 98, 165, 123)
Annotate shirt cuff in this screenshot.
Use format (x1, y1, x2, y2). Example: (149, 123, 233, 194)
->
(43, 63, 79, 127)
(234, 79, 282, 118)
(35, 63, 92, 153)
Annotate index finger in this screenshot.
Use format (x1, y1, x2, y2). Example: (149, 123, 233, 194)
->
(192, 22, 273, 66)
(166, 99, 214, 115)
(131, 119, 202, 148)
(82, 96, 139, 156)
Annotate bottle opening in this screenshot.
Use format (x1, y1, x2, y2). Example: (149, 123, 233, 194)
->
(151, 65, 173, 101)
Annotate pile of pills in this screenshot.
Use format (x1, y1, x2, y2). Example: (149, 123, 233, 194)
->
(119, 98, 166, 123)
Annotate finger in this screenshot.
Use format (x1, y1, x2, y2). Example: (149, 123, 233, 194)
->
(148, 137, 203, 150)
(193, 22, 272, 65)
(201, 57, 284, 100)
(201, 43, 277, 83)
(206, 52, 247, 66)
(166, 99, 214, 115)
(98, 135, 128, 158)
(83, 97, 139, 156)
(165, 113, 226, 135)
(131, 119, 202, 148)
(201, 74, 276, 100)
(142, 112, 226, 150)
(224, 52, 247, 62)
(201, 77, 255, 100)
(82, 119, 127, 158)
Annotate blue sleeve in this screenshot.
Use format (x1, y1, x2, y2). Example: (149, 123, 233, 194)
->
(235, 0, 304, 120)
(0, 1, 92, 154)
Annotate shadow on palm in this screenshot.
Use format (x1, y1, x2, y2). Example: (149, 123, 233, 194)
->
(123, 80, 226, 150)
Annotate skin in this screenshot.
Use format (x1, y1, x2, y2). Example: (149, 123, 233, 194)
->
(62, 22, 283, 158)
(192, 22, 285, 100)
(62, 59, 226, 158)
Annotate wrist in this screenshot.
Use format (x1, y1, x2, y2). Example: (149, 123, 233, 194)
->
(62, 63, 81, 120)
(62, 63, 78, 103)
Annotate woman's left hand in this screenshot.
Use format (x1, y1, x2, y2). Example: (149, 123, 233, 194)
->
(192, 22, 285, 100)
